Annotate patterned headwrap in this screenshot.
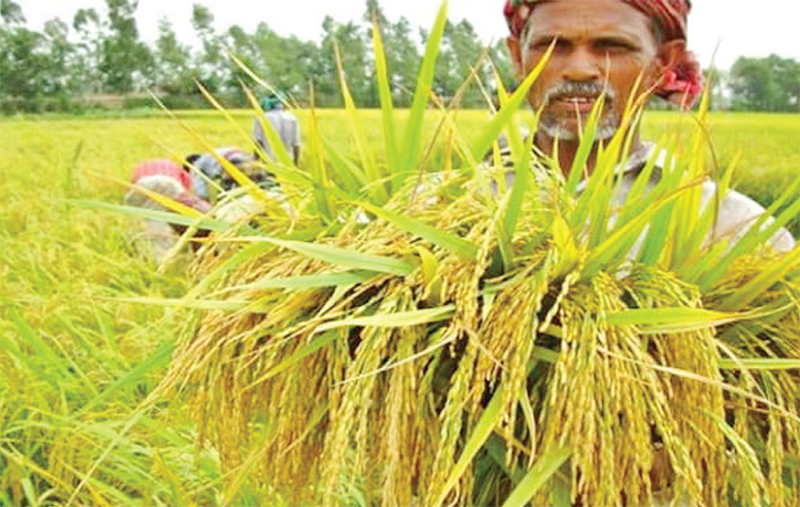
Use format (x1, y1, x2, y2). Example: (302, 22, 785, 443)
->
(503, 0, 703, 108)
(127, 160, 211, 214)
(131, 159, 192, 192)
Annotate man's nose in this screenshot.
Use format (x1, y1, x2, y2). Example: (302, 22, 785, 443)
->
(561, 46, 602, 82)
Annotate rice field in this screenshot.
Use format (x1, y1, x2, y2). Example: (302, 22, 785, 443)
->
(1, 109, 798, 505)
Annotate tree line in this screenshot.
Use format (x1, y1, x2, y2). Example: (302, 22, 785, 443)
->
(0, 0, 797, 113)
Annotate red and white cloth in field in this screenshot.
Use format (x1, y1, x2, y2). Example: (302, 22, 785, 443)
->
(502, 0, 703, 108)
(125, 159, 211, 264)
(127, 159, 210, 213)
(130, 159, 192, 191)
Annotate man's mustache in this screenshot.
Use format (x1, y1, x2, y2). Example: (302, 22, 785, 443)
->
(542, 82, 617, 106)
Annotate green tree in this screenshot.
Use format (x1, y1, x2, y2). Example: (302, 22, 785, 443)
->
(336, 20, 369, 105)
(0, 27, 48, 106)
(0, 0, 24, 24)
(770, 54, 800, 111)
(72, 8, 103, 95)
(154, 17, 192, 95)
(361, 0, 387, 107)
(363, 1, 422, 107)
(317, 16, 369, 106)
(224, 24, 257, 105)
(191, 3, 227, 94)
(729, 55, 800, 112)
(42, 18, 74, 101)
(0, 2, 60, 110)
(388, 17, 422, 107)
(246, 22, 319, 103)
(432, 19, 487, 106)
(99, 0, 153, 92)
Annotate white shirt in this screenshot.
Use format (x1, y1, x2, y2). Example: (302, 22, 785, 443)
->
(491, 142, 796, 253)
(253, 109, 302, 162)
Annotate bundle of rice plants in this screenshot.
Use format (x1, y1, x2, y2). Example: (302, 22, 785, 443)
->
(151, 5, 799, 505)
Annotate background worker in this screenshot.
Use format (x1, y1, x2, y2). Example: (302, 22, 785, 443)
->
(124, 158, 211, 263)
(252, 95, 302, 166)
(184, 146, 269, 202)
(185, 144, 286, 224)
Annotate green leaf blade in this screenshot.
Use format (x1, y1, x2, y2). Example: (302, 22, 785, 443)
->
(501, 445, 572, 507)
(358, 201, 479, 261)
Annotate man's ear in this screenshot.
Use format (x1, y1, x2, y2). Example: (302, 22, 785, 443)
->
(506, 36, 524, 81)
(643, 39, 686, 89)
(656, 39, 687, 70)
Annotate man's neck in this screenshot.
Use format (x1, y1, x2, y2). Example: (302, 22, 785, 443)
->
(534, 130, 644, 177)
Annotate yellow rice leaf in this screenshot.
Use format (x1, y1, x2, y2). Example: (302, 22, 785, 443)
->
(358, 201, 479, 261)
(316, 305, 455, 331)
(716, 248, 800, 311)
(245, 331, 339, 388)
(230, 236, 416, 276)
(606, 307, 740, 333)
(717, 358, 800, 370)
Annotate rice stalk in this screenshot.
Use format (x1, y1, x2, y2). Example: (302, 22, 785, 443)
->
(160, 165, 798, 505)
(154, 4, 800, 506)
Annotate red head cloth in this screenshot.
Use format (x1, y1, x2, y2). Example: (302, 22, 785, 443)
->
(503, 0, 703, 108)
(130, 159, 210, 213)
(130, 159, 193, 192)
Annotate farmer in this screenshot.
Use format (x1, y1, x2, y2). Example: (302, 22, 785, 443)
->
(185, 144, 288, 223)
(501, 0, 795, 251)
(184, 146, 269, 203)
(252, 95, 302, 166)
(124, 158, 211, 263)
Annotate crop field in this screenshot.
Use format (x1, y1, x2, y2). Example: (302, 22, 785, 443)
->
(1, 109, 798, 505)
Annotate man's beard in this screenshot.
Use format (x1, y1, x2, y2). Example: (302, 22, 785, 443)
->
(537, 81, 619, 142)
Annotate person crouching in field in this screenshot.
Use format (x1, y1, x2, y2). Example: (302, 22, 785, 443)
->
(500, 0, 795, 252)
(185, 145, 289, 224)
(184, 146, 270, 202)
(124, 158, 211, 263)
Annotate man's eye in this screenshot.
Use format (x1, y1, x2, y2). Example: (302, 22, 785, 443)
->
(596, 40, 634, 52)
(532, 39, 567, 52)
(531, 40, 553, 50)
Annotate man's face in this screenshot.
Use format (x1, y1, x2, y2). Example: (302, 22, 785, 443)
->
(507, 0, 662, 141)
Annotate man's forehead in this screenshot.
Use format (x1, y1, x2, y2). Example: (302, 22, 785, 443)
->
(506, 0, 690, 42)
(524, 0, 654, 40)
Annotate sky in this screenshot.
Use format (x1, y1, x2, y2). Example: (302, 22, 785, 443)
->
(21, 0, 800, 70)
